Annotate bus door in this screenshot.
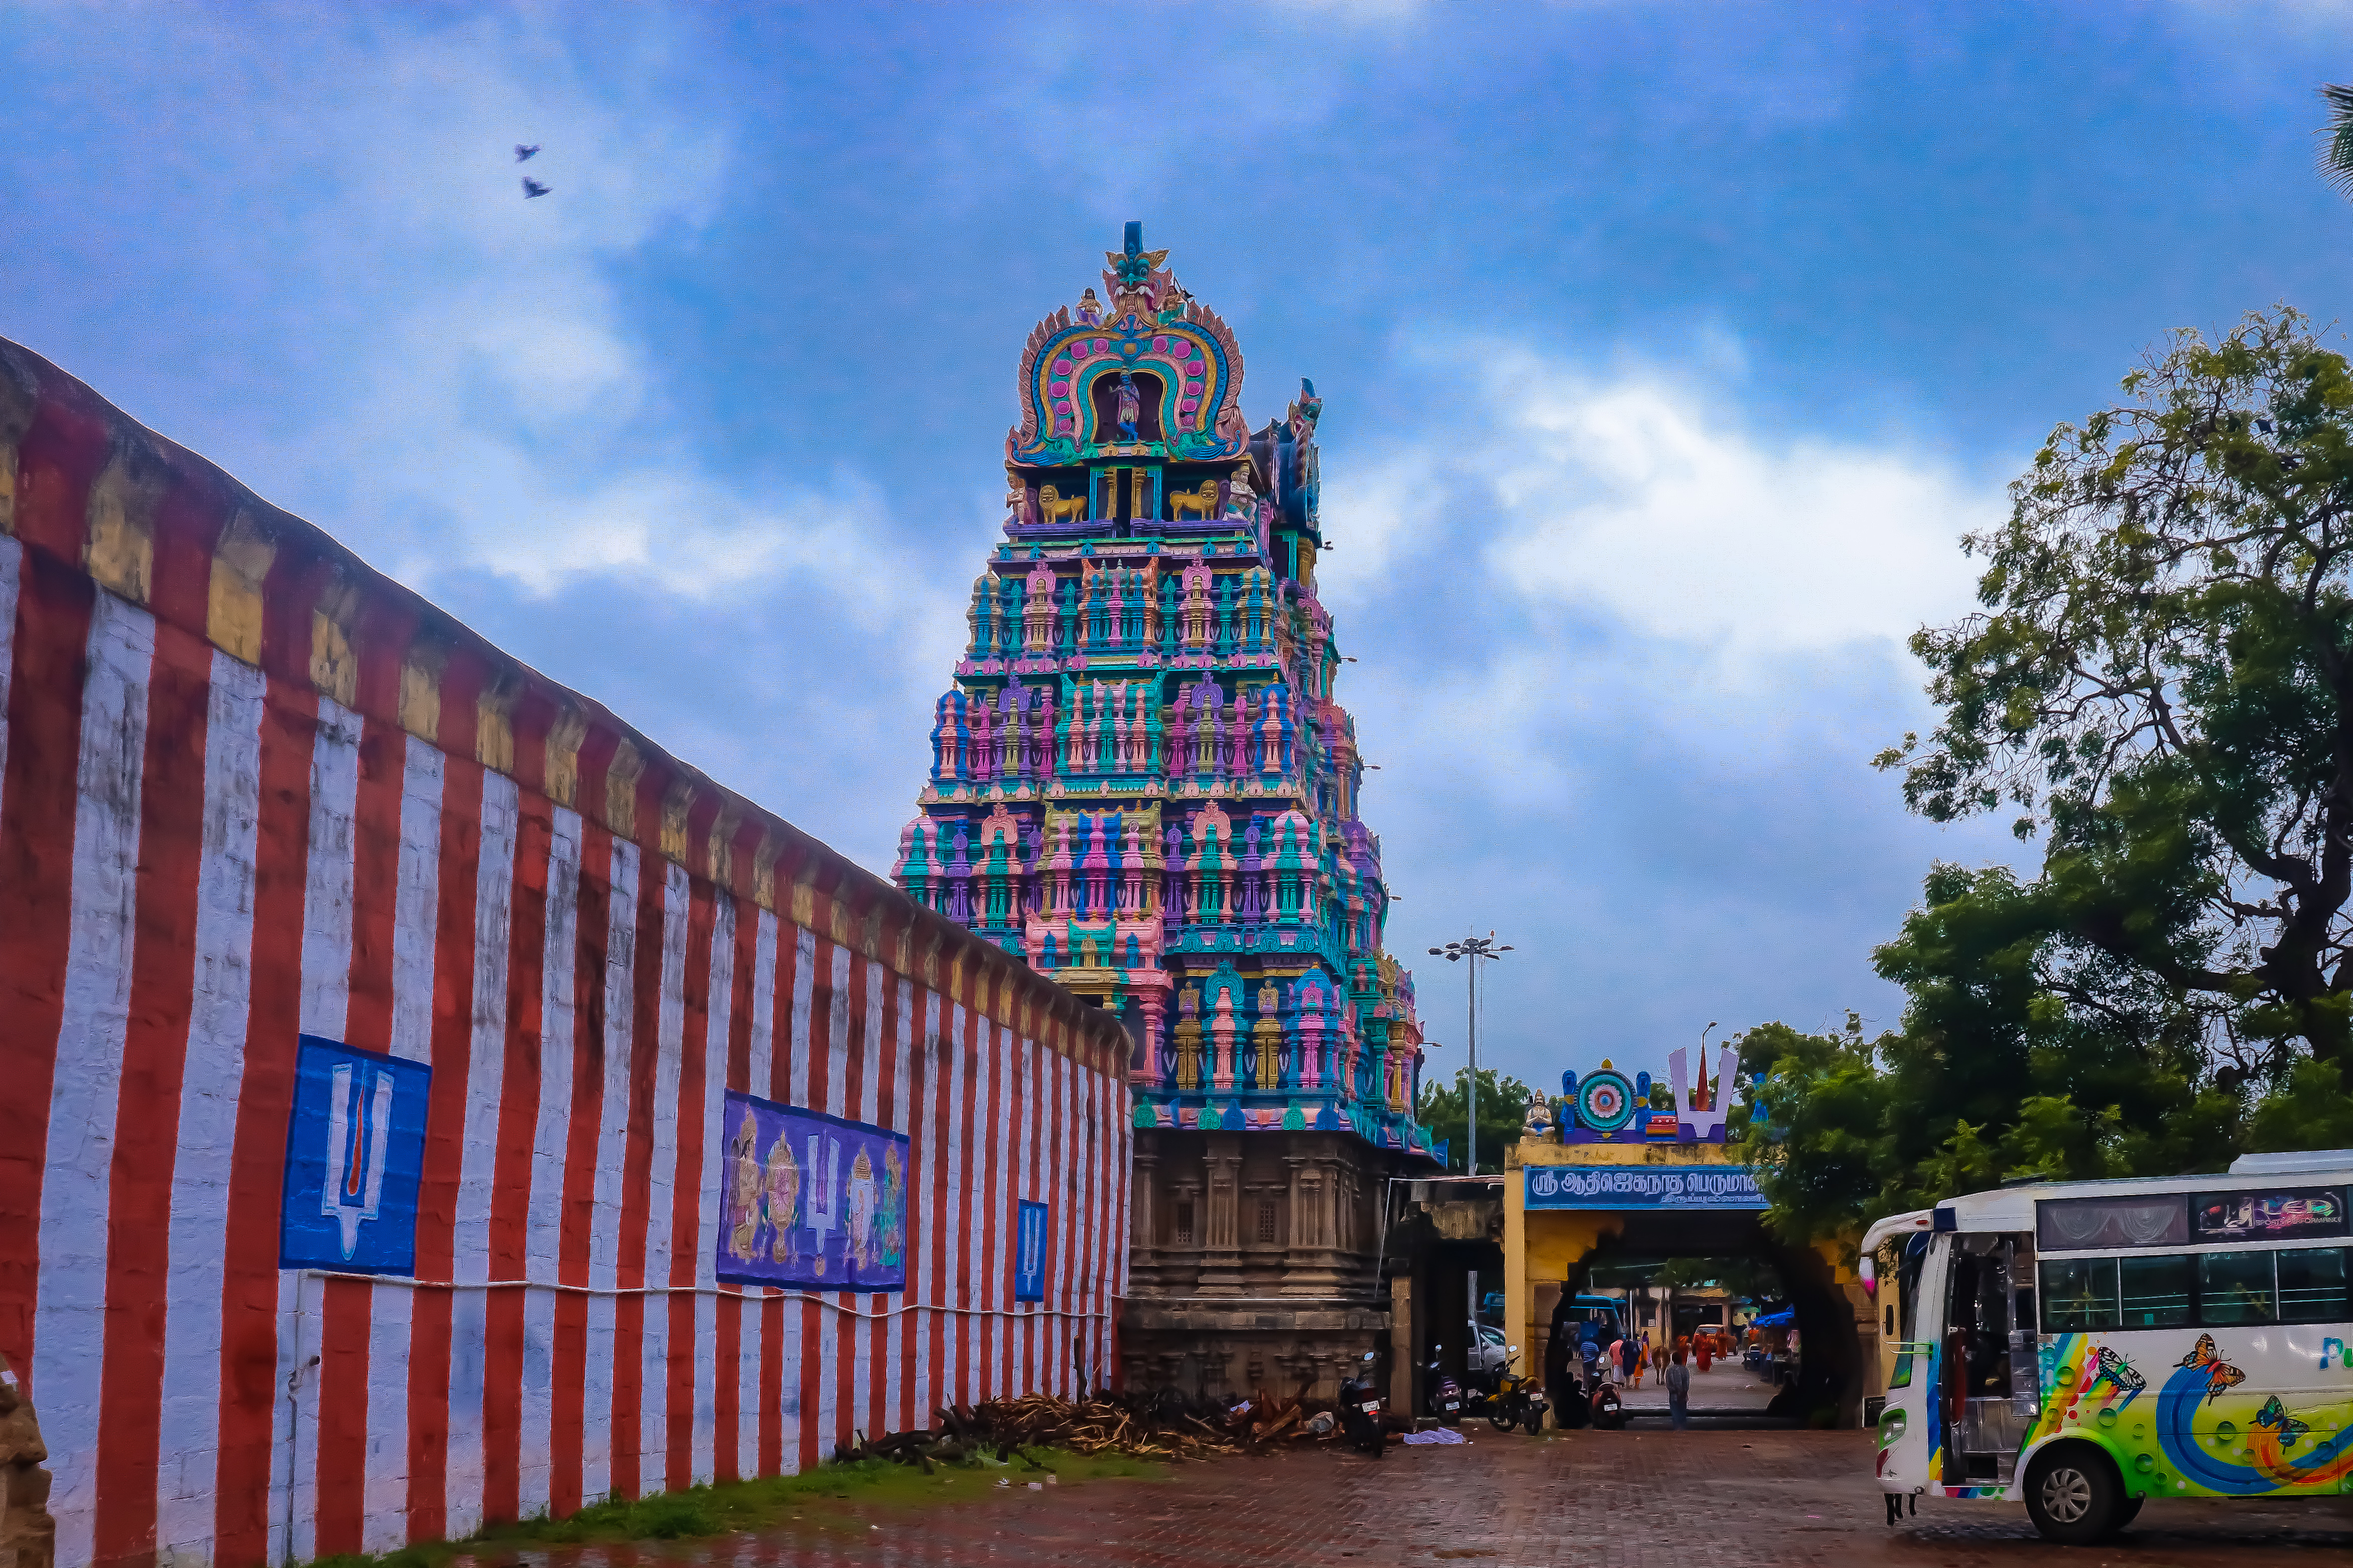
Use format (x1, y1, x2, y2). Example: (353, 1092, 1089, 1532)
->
(1941, 1232, 2039, 1486)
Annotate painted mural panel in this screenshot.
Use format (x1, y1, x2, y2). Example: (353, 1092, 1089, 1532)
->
(279, 1035, 432, 1274)
(714, 1090, 909, 1293)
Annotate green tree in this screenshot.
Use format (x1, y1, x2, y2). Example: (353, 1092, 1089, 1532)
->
(2323, 84, 2353, 200)
(1417, 1066, 1532, 1175)
(1883, 307, 2353, 1093)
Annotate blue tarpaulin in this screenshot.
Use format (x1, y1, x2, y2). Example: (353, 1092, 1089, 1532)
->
(1750, 1308, 1797, 1328)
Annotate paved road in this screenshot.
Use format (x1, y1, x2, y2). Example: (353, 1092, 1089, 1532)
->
(471, 1430, 2353, 1568)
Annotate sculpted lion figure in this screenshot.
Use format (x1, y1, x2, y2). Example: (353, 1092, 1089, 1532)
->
(1037, 485, 1087, 524)
(1167, 479, 1221, 521)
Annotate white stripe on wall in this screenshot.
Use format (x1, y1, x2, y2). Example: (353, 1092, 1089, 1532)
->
(155, 650, 266, 1562)
(36, 592, 155, 1568)
(445, 768, 520, 1538)
(518, 805, 582, 1519)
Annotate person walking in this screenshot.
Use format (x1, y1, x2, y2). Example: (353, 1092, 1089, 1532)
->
(1665, 1347, 1691, 1430)
(1623, 1335, 1643, 1390)
(1694, 1331, 1713, 1374)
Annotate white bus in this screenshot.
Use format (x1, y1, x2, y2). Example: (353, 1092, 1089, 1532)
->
(1862, 1148, 2352, 1543)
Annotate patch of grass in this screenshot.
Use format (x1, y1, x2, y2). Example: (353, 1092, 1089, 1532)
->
(289, 1445, 1167, 1568)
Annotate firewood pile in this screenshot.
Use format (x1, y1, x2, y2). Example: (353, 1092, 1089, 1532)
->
(830, 1387, 1343, 1468)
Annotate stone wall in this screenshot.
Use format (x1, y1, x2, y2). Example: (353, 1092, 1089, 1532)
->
(0, 336, 1133, 1568)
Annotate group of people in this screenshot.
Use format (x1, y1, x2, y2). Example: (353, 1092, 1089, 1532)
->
(1548, 1319, 1745, 1431)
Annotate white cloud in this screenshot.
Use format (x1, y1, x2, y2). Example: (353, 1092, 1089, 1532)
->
(1490, 356, 1994, 653)
(1323, 346, 1998, 659)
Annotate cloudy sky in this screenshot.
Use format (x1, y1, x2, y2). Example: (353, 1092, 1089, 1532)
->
(7, 2, 2351, 1091)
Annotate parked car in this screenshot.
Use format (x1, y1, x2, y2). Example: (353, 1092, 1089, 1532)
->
(1469, 1323, 1508, 1375)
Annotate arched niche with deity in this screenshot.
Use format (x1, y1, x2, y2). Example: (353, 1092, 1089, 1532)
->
(1009, 222, 1248, 466)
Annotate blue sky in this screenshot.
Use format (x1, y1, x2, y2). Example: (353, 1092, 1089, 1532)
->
(6, 2, 2351, 1092)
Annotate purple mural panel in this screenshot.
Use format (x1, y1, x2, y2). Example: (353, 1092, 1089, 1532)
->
(714, 1090, 910, 1292)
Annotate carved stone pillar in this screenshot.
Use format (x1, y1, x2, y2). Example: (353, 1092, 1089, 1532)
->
(1135, 988, 1168, 1085)
(1197, 1134, 1245, 1295)
(1281, 1144, 1349, 1293)
(1130, 1144, 1161, 1290)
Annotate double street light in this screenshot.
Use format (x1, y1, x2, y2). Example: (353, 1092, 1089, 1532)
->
(1427, 933, 1511, 1176)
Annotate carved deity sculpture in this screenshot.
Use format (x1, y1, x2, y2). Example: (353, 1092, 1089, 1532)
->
(1224, 463, 1257, 519)
(1116, 371, 1142, 443)
(1077, 287, 1103, 326)
(1004, 468, 1028, 525)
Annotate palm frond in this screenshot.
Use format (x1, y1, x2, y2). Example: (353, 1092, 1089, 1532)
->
(2321, 83, 2353, 199)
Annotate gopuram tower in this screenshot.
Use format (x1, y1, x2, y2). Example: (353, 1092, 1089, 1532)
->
(893, 225, 1439, 1394)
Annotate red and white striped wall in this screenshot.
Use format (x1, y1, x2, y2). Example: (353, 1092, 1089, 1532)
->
(0, 340, 1132, 1568)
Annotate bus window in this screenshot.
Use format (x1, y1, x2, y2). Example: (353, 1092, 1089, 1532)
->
(2038, 1257, 2118, 1332)
(2119, 1253, 2192, 1328)
(2277, 1245, 2350, 1323)
(2197, 1250, 2276, 1326)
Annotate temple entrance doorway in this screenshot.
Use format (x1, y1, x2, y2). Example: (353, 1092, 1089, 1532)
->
(1507, 1151, 1879, 1428)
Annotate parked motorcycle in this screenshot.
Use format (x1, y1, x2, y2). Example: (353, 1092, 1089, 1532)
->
(1484, 1347, 1548, 1434)
(1337, 1348, 1387, 1457)
(1426, 1349, 1465, 1426)
(1588, 1379, 1626, 1430)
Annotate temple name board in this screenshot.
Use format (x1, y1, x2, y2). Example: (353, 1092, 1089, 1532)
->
(1524, 1165, 1767, 1210)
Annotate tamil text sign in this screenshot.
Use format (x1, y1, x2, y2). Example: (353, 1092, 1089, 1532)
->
(1524, 1165, 1766, 1210)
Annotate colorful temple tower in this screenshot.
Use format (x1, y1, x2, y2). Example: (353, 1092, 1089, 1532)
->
(893, 226, 1440, 1394)
(892, 223, 1435, 1159)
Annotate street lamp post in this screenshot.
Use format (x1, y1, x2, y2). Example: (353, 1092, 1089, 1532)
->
(1426, 934, 1511, 1176)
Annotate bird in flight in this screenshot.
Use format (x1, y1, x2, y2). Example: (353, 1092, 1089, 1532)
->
(522, 177, 551, 198)
(515, 144, 541, 162)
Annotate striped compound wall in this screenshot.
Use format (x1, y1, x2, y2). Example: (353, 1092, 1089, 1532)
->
(0, 338, 1133, 1568)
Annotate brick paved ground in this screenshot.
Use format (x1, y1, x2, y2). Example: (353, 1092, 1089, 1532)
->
(472, 1430, 2353, 1568)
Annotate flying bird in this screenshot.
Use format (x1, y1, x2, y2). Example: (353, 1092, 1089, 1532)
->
(515, 144, 541, 162)
(522, 176, 551, 198)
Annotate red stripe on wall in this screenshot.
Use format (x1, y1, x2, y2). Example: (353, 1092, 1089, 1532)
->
(665, 880, 716, 1493)
(343, 717, 408, 1054)
(90, 617, 204, 1568)
(0, 552, 96, 1385)
(8, 385, 111, 565)
(805, 936, 834, 1116)
(953, 1000, 978, 1405)
(899, 983, 927, 1434)
(797, 1294, 820, 1475)
(310, 1276, 374, 1557)
(758, 1292, 784, 1478)
(835, 951, 867, 1450)
(549, 819, 613, 1517)
(871, 966, 898, 1438)
(210, 673, 320, 1567)
(610, 855, 667, 1498)
(406, 753, 486, 1542)
(758, 914, 796, 1479)
(483, 790, 554, 1523)
(713, 886, 759, 1490)
(798, 930, 831, 1475)
(926, 988, 950, 1418)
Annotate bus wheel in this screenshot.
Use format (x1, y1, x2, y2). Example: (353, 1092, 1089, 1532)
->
(2024, 1445, 2124, 1545)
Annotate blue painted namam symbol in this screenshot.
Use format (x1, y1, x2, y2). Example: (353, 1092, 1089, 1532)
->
(1015, 1200, 1050, 1303)
(280, 1035, 431, 1276)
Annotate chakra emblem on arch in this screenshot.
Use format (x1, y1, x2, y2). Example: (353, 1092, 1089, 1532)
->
(1576, 1069, 1637, 1132)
